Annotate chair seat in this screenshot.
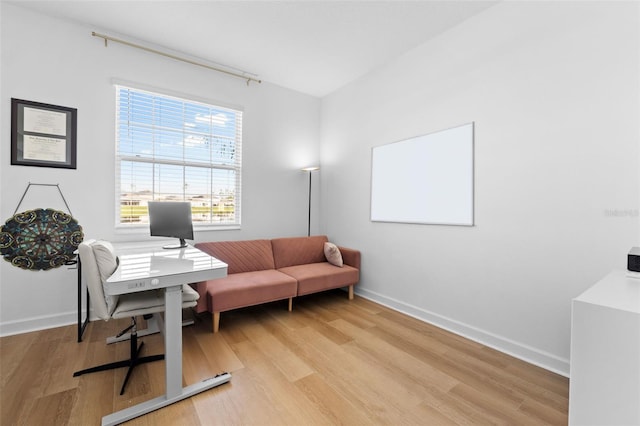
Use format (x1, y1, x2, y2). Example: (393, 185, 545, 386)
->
(112, 284, 199, 319)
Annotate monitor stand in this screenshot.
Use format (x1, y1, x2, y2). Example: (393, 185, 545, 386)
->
(163, 238, 188, 249)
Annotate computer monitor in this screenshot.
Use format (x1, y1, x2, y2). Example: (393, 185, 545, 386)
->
(148, 201, 194, 249)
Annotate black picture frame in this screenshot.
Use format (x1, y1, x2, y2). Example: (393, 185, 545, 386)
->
(11, 98, 77, 169)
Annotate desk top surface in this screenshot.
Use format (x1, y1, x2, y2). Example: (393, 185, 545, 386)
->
(574, 270, 640, 314)
(106, 245, 227, 290)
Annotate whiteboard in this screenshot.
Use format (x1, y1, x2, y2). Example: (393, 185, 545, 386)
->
(370, 122, 474, 226)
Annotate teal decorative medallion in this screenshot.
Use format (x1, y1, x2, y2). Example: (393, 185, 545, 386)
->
(0, 208, 83, 270)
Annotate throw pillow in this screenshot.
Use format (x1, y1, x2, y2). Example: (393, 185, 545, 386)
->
(324, 242, 343, 267)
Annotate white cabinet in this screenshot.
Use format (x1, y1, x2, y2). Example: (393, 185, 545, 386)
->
(569, 270, 640, 425)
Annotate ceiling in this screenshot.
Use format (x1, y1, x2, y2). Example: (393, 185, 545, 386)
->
(9, 1, 498, 97)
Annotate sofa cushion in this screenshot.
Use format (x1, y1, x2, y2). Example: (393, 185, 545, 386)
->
(271, 235, 328, 269)
(278, 262, 359, 296)
(204, 269, 297, 312)
(196, 240, 275, 274)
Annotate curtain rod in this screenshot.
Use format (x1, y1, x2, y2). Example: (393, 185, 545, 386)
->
(91, 31, 262, 86)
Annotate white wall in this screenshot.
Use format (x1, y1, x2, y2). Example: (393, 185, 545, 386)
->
(0, 4, 321, 335)
(3, 1, 639, 378)
(320, 1, 639, 376)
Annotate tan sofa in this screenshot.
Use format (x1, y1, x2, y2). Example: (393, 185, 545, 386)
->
(193, 235, 360, 332)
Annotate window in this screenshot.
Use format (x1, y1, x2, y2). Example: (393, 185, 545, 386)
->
(115, 85, 242, 228)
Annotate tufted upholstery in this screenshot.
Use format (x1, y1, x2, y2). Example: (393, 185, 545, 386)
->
(193, 236, 360, 332)
(196, 239, 275, 274)
(271, 235, 328, 269)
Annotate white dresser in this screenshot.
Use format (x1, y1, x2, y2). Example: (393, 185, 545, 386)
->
(569, 270, 640, 425)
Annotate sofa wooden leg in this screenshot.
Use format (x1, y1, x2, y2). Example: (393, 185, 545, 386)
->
(213, 312, 220, 333)
(288, 297, 293, 312)
(348, 285, 354, 300)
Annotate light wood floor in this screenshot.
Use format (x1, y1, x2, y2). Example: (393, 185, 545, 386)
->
(1, 290, 569, 425)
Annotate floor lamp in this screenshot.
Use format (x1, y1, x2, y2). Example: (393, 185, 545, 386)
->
(302, 166, 319, 236)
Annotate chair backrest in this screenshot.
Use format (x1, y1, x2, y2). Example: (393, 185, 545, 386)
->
(78, 240, 119, 320)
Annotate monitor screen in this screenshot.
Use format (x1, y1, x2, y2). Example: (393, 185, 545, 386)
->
(148, 201, 194, 249)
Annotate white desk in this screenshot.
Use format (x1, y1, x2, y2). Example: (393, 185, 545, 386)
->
(569, 270, 640, 425)
(102, 245, 229, 426)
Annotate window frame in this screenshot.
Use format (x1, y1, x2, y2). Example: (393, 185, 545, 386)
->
(114, 82, 243, 231)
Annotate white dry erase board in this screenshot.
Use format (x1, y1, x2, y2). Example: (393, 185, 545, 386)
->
(370, 122, 474, 226)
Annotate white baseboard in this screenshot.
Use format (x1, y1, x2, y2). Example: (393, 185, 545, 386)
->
(355, 287, 570, 378)
(0, 311, 79, 337)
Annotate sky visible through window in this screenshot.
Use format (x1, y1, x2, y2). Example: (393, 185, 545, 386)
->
(116, 87, 242, 225)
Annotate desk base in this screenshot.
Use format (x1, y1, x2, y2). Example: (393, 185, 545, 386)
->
(101, 372, 231, 426)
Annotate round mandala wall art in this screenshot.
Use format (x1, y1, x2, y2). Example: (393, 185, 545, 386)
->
(0, 208, 84, 271)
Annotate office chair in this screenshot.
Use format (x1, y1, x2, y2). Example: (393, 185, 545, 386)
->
(73, 240, 199, 395)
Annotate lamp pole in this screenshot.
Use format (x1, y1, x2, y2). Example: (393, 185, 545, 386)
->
(302, 166, 319, 237)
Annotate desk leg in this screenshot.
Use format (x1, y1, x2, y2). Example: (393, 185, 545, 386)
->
(101, 285, 231, 426)
(165, 285, 183, 398)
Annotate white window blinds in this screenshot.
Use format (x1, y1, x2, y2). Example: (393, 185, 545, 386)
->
(115, 85, 242, 227)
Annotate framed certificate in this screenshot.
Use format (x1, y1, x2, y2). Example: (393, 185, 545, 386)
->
(11, 98, 77, 169)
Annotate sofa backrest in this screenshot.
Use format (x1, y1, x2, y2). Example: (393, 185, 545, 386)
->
(195, 240, 275, 274)
(271, 235, 329, 269)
